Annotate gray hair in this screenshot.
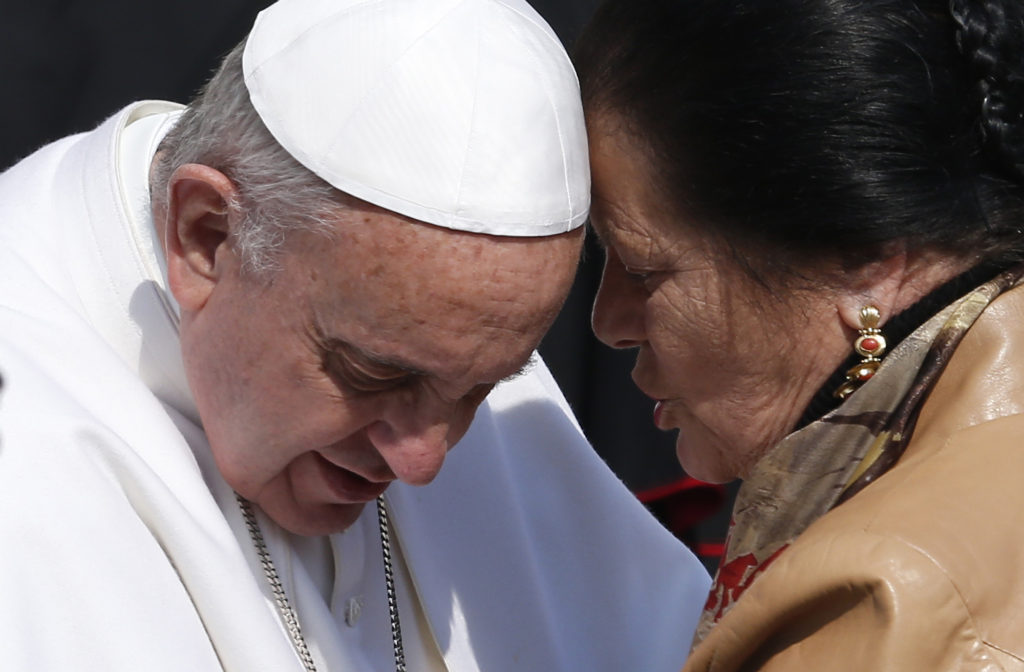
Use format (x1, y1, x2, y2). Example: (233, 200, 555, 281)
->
(150, 39, 347, 275)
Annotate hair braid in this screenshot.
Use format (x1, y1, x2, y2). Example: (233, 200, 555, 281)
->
(950, 0, 1024, 183)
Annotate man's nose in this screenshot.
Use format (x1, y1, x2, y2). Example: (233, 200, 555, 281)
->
(364, 402, 453, 486)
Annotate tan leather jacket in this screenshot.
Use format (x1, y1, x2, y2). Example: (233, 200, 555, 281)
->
(683, 286, 1024, 671)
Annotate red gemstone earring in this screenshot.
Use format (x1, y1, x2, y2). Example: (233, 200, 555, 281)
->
(834, 305, 887, 400)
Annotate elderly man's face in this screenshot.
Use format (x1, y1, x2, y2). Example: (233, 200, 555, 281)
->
(178, 203, 582, 535)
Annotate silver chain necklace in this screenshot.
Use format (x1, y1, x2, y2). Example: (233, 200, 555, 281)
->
(236, 493, 406, 672)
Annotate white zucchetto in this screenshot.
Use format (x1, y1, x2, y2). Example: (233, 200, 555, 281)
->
(243, 0, 589, 237)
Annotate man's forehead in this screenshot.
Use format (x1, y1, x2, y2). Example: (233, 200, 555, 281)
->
(297, 222, 560, 331)
(328, 207, 566, 272)
(295, 209, 577, 385)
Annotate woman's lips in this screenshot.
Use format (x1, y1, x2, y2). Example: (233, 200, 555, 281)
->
(640, 380, 670, 430)
(315, 453, 390, 502)
(653, 400, 666, 429)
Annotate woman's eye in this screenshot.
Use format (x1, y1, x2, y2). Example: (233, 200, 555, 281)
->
(624, 266, 656, 286)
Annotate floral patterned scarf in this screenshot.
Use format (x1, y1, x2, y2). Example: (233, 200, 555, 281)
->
(695, 265, 1024, 643)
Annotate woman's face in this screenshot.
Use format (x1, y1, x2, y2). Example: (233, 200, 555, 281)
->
(588, 118, 849, 483)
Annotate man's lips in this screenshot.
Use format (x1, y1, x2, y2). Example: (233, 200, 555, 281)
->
(315, 453, 391, 502)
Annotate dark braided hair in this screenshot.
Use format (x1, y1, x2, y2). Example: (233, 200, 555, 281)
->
(575, 0, 1024, 282)
(951, 0, 1024, 183)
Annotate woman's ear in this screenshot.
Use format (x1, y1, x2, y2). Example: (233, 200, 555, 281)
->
(835, 248, 908, 331)
(160, 164, 241, 312)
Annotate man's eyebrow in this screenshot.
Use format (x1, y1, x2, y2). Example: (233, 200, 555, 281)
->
(311, 320, 429, 377)
(313, 322, 536, 384)
(326, 338, 431, 377)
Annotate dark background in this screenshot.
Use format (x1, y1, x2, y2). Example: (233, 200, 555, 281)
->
(0, 0, 735, 570)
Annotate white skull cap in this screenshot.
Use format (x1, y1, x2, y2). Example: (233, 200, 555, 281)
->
(243, 0, 589, 236)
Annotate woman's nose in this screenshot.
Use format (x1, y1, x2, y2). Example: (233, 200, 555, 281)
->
(592, 254, 647, 349)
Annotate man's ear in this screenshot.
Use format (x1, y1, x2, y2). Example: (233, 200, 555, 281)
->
(835, 247, 907, 331)
(161, 164, 240, 312)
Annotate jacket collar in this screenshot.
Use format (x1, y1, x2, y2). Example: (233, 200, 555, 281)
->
(910, 282, 1024, 453)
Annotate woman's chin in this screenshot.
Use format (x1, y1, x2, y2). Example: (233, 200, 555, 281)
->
(675, 433, 740, 485)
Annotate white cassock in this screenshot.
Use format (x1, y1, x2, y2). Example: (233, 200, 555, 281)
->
(0, 102, 710, 671)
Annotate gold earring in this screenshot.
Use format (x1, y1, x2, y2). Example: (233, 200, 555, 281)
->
(834, 305, 887, 400)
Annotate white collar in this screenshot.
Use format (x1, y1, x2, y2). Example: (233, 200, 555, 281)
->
(117, 105, 182, 319)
